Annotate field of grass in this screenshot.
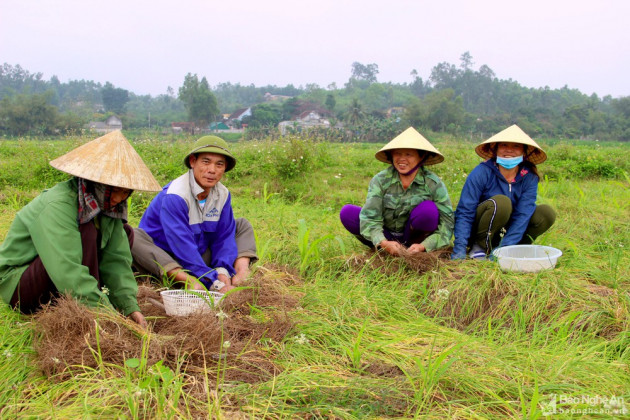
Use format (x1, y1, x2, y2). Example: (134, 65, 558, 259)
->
(0, 133, 629, 418)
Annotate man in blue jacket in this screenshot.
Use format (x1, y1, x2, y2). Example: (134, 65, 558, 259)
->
(131, 136, 257, 292)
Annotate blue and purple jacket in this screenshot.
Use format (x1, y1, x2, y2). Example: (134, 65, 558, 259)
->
(139, 171, 237, 287)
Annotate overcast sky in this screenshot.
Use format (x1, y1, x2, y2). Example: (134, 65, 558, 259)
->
(1, 0, 629, 98)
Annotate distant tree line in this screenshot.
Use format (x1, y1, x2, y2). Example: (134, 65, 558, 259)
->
(0, 55, 628, 140)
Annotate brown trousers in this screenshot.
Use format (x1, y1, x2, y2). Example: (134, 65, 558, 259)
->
(10, 222, 134, 314)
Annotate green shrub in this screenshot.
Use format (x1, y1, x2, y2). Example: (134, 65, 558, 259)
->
(272, 136, 317, 180)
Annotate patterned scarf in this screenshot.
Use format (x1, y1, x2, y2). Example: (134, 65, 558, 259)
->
(77, 178, 129, 224)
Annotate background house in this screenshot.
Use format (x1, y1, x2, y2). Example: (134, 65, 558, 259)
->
(278, 109, 331, 135)
(227, 108, 252, 126)
(264, 92, 292, 102)
(171, 121, 196, 134)
(86, 115, 122, 133)
(209, 121, 230, 130)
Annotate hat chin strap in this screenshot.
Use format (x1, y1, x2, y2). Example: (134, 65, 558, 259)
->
(398, 153, 428, 176)
(400, 161, 422, 176)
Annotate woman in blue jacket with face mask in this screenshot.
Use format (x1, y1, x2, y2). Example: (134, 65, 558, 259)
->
(452, 125, 556, 260)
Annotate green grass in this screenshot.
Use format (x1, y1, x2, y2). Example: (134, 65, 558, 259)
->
(0, 134, 629, 418)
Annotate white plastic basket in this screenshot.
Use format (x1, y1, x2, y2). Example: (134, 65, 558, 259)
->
(160, 290, 224, 316)
(493, 245, 562, 273)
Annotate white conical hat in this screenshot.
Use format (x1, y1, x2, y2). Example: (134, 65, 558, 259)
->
(49, 130, 162, 191)
(375, 127, 444, 165)
(475, 124, 547, 164)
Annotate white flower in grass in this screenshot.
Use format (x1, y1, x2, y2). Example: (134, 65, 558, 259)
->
(52, 357, 61, 364)
(293, 333, 309, 345)
(216, 310, 229, 320)
(101, 286, 110, 296)
(223, 341, 231, 349)
(436, 288, 450, 301)
(3, 350, 13, 358)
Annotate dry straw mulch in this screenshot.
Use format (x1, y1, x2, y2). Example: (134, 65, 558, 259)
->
(345, 248, 628, 341)
(344, 247, 452, 275)
(33, 266, 301, 389)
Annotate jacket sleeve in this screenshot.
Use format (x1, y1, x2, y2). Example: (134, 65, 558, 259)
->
(28, 201, 111, 309)
(359, 175, 387, 245)
(209, 193, 237, 277)
(99, 219, 140, 316)
(501, 174, 539, 246)
(452, 165, 487, 258)
(421, 176, 454, 251)
(159, 194, 218, 282)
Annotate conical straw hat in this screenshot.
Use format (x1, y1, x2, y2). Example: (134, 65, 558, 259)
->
(375, 127, 444, 165)
(475, 124, 547, 164)
(49, 130, 162, 191)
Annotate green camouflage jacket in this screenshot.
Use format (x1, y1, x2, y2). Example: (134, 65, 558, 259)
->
(359, 166, 454, 251)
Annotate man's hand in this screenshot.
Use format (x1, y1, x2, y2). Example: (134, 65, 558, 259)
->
(216, 274, 235, 293)
(191, 278, 207, 290)
(218, 284, 235, 293)
(129, 311, 148, 328)
(379, 240, 404, 256)
(231, 257, 251, 286)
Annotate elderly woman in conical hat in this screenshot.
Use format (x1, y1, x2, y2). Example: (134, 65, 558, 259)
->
(340, 127, 454, 256)
(0, 131, 161, 327)
(452, 125, 556, 260)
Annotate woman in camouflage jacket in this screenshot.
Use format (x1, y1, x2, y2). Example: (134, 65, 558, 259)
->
(340, 127, 454, 256)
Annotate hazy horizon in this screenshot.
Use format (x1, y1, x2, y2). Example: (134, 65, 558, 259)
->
(1, 0, 628, 98)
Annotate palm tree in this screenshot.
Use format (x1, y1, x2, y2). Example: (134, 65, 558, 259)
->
(347, 98, 364, 126)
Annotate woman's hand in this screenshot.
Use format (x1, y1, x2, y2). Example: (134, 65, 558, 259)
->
(129, 311, 148, 328)
(408, 243, 426, 254)
(379, 240, 404, 256)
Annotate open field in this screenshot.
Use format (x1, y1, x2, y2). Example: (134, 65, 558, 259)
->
(0, 133, 629, 418)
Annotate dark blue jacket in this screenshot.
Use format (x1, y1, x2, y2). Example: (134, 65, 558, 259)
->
(452, 159, 539, 258)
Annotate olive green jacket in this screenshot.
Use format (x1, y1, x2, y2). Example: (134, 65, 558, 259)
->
(0, 179, 140, 315)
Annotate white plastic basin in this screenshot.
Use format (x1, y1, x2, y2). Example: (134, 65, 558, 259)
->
(492, 245, 562, 273)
